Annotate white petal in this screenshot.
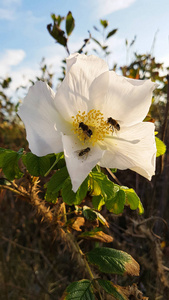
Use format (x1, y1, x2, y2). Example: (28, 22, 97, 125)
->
(18, 81, 64, 156)
(89, 71, 109, 111)
(97, 71, 156, 126)
(99, 122, 156, 180)
(62, 134, 105, 192)
(54, 54, 109, 121)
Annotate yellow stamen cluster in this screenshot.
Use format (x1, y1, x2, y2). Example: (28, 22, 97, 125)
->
(72, 109, 110, 146)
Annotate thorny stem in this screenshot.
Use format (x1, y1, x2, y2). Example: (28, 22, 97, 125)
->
(1, 183, 103, 298)
(67, 233, 103, 300)
(62, 202, 67, 224)
(0, 185, 29, 198)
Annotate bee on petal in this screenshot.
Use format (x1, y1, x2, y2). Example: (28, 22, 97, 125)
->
(78, 147, 91, 157)
(107, 117, 120, 132)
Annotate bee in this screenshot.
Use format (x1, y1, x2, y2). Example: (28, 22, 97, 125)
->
(78, 147, 91, 157)
(79, 122, 92, 138)
(107, 117, 120, 131)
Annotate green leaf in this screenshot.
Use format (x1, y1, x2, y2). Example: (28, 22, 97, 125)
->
(92, 195, 105, 211)
(51, 14, 64, 26)
(83, 206, 109, 227)
(86, 247, 139, 276)
(66, 11, 75, 36)
(62, 177, 88, 205)
(47, 22, 67, 46)
(76, 177, 88, 204)
(89, 171, 115, 201)
(106, 28, 118, 39)
(97, 279, 128, 300)
(22, 153, 52, 176)
(121, 186, 144, 214)
(64, 279, 95, 300)
(138, 199, 144, 214)
(83, 208, 97, 221)
(0, 148, 7, 166)
(155, 137, 166, 157)
(122, 187, 139, 210)
(91, 37, 102, 48)
(105, 190, 125, 214)
(0, 149, 23, 180)
(100, 19, 109, 28)
(45, 167, 69, 203)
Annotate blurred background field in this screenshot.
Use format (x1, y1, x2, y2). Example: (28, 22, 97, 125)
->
(1, 1, 169, 299)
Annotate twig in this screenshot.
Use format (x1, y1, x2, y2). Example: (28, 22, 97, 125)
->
(31, 264, 54, 298)
(159, 74, 169, 173)
(0, 235, 53, 269)
(0, 185, 29, 198)
(106, 168, 122, 185)
(135, 216, 168, 231)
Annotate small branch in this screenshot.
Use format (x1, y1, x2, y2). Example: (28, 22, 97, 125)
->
(160, 74, 169, 173)
(1, 235, 53, 269)
(106, 168, 122, 185)
(135, 216, 168, 230)
(0, 185, 29, 198)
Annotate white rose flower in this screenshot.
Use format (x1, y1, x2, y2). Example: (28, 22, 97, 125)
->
(18, 53, 157, 192)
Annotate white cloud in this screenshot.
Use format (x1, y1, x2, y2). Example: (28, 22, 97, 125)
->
(0, 49, 26, 76)
(0, 7, 15, 20)
(1, 0, 21, 6)
(93, 0, 137, 17)
(0, 0, 21, 20)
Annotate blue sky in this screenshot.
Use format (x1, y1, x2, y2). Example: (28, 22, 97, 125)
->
(0, 0, 169, 97)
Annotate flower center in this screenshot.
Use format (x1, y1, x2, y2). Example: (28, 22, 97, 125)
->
(72, 109, 110, 145)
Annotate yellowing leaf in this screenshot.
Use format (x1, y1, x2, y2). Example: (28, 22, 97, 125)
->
(155, 137, 166, 157)
(79, 230, 113, 243)
(71, 217, 85, 232)
(87, 247, 140, 276)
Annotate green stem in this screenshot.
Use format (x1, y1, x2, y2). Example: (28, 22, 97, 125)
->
(44, 156, 59, 177)
(67, 233, 103, 299)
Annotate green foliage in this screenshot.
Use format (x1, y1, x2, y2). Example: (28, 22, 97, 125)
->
(105, 189, 125, 214)
(82, 208, 97, 221)
(22, 153, 53, 177)
(100, 19, 109, 28)
(86, 247, 139, 276)
(121, 186, 144, 214)
(66, 11, 75, 36)
(45, 166, 69, 203)
(155, 136, 166, 157)
(90, 171, 115, 200)
(1, 10, 169, 299)
(89, 171, 143, 215)
(106, 28, 118, 39)
(47, 11, 75, 55)
(97, 279, 128, 300)
(0, 148, 23, 180)
(47, 15, 67, 47)
(92, 195, 105, 210)
(62, 176, 88, 205)
(64, 279, 95, 300)
(92, 20, 118, 57)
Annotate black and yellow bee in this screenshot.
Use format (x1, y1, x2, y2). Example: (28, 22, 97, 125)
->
(107, 117, 120, 131)
(79, 122, 92, 137)
(78, 147, 90, 157)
